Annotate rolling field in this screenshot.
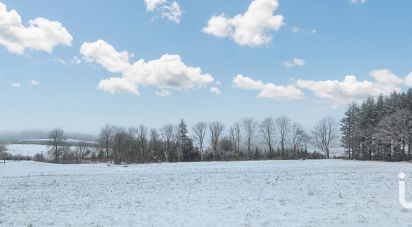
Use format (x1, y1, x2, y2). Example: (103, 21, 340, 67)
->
(1, 160, 411, 226)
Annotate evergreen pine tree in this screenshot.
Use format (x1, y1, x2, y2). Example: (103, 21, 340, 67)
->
(177, 119, 194, 161)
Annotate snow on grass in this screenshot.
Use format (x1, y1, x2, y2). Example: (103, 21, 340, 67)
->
(0, 160, 412, 226)
(6, 144, 48, 157)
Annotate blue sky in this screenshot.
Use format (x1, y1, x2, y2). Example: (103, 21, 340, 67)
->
(1, 0, 411, 134)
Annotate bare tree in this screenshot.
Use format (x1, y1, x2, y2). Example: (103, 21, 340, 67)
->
(112, 127, 129, 164)
(161, 124, 174, 162)
(259, 117, 275, 159)
(275, 116, 291, 157)
(0, 143, 7, 164)
(209, 121, 224, 160)
(75, 142, 90, 163)
(242, 118, 258, 157)
(48, 128, 65, 163)
(229, 122, 241, 158)
(61, 144, 72, 163)
(99, 124, 114, 162)
(220, 136, 233, 158)
(192, 121, 208, 160)
(291, 123, 310, 157)
(137, 124, 147, 162)
(149, 128, 162, 160)
(312, 116, 339, 159)
(126, 127, 138, 162)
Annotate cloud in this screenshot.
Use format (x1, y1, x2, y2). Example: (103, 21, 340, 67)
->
(283, 58, 305, 68)
(80, 40, 214, 95)
(144, 0, 182, 23)
(30, 80, 40, 86)
(80, 40, 130, 73)
(71, 56, 81, 65)
(0, 2, 72, 55)
(234, 69, 412, 106)
(155, 89, 171, 96)
(370, 69, 403, 85)
(144, 0, 166, 11)
(202, 0, 284, 47)
(233, 74, 304, 100)
(296, 69, 412, 106)
(98, 77, 139, 95)
(291, 27, 300, 33)
(351, 0, 367, 4)
(291, 26, 317, 34)
(258, 83, 304, 100)
(232, 74, 264, 90)
(11, 82, 21, 88)
(297, 76, 376, 105)
(210, 86, 221, 95)
(405, 73, 412, 87)
(297, 70, 405, 106)
(54, 58, 66, 64)
(54, 56, 81, 65)
(160, 1, 181, 23)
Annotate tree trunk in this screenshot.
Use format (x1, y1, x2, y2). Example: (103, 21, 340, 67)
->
(326, 148, 330, 159)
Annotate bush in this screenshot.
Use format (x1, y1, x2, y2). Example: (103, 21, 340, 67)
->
(0, 151, 31, 161)
(33, 153, 46, 162)
(306, 152, 326, 159)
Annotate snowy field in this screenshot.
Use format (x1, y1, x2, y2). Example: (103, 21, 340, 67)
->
(1, 160, 412, 226)
(5, 144, 48, 157)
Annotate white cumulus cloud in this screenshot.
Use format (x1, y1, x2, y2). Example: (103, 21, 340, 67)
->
(235, 69, 412, 106)
(370, 69, 403, 85)
(232, 74, 264, 90)
(0, 2, 72, 54)
(144, 0, 182, 23)
(80, 40, 130, 73)
(98, 77, 139, 95)
(233, 74, 304, 100)
(202, 0, 284, 47)
(296, 69, 412, 106)
(405, 72, 412, 87)
(297, 70, 405, 106)
(80, 40, 214, 95)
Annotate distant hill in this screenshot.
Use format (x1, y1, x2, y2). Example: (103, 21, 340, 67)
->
(0, 130, 97, 145)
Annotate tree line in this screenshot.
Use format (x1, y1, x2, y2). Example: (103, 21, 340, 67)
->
(43, 116, 340, 164)
(341, 88, 412, 161)
(4, 90, 412, 164)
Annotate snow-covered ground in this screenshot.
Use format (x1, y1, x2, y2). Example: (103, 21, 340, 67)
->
(5, 144, 48, 157)
(1, 160, 411, 226)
